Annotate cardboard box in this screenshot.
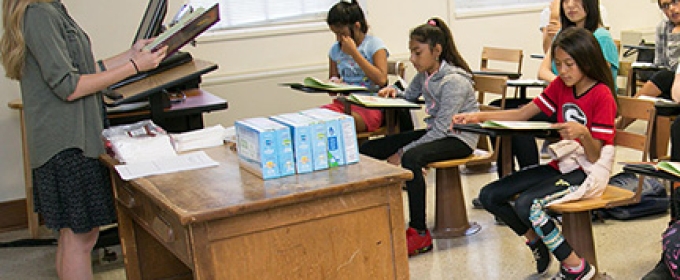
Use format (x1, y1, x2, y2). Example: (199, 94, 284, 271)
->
(270, 113, 319, 173)
(235, 117, 295, 179)
(302, 108, 360, 165)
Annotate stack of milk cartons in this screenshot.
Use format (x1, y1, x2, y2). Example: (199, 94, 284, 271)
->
(299, 108, 360, 166)
(234, 117, 295, 179)
(269, 113, 329, 173)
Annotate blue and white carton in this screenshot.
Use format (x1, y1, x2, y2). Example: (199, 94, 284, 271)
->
(270, 113, 322, 173)
(301, 108, 359, 165)
(301, 108, 360, 166)
(235, 117, 295, 179)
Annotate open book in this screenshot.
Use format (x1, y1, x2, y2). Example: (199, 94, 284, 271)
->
(347, 94, 420, 108)
(143, 4, 220, 56)
(480, 120, 558, 130)
(625, 161, 680, 178)
(284, 77, 370, 92)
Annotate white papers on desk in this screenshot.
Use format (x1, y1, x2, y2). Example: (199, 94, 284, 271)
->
(506, 79, 548, 87)
(109, 134, 177, 164)
(631, 62, 656, 69)
(114, 151, 219, 180)
(171, 125, 227, 152)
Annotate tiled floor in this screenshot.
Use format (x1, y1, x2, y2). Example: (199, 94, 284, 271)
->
(0, 141, 671, 279)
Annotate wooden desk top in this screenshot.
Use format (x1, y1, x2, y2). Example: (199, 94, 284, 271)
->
(101, 146, 412, 225)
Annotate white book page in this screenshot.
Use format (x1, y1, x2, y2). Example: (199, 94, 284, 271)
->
(481, 121, 557, 130)
(114, 151, 219, 180)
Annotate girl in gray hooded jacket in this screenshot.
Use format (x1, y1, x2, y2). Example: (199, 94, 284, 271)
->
(359, 17, 479, 257)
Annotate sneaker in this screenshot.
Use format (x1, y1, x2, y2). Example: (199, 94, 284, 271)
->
(406, 227, 433, 256)
(552, 259, 595, 280)
(527, 239, 551, 275)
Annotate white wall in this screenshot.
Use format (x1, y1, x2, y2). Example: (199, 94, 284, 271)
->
(0, 0, 663, 202)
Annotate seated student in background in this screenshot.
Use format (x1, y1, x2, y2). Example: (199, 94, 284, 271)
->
(618, 0, 680, 129)
(453, 27, 617, 280)
(359, 17, 479, 257)
(323, 0, 388, 133)
(539, 0, 609, 53)
(538, 0, 618, 82)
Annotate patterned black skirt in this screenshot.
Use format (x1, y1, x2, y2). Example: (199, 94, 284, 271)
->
(32, 148, 116, 233)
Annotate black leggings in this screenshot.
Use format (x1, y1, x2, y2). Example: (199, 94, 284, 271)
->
(359, 129, 473, 230)
(648, 69, 675, 100)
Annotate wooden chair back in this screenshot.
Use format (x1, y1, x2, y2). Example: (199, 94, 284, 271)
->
(480, 46, 524, 73)
(481, 46, 523, 98)
(611, 96, 656, 204)
(470, 75, 507, 163)
(388, 60, 406, 79)
(474, 74, 509, 110)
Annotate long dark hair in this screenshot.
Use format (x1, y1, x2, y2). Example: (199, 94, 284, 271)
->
(326, 0, 368, 33)
(551, 27, 616, 102)
(560, 0, 602, 32)
(409, 17, 471, 74)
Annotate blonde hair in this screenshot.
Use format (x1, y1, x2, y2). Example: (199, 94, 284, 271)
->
(1, 0, 51, 80)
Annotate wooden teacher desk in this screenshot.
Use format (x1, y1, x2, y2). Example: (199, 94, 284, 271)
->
(101, 145, 412, 280)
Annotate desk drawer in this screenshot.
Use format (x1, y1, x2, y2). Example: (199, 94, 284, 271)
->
(114, 181, 193, 266)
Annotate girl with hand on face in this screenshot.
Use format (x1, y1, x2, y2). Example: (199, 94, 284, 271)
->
(323, 0, 388, 133)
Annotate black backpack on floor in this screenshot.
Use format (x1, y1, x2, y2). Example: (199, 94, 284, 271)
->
(595, 171, 669, 220)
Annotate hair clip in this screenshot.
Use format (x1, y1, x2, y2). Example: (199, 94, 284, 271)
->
(427, 19, 437, 27)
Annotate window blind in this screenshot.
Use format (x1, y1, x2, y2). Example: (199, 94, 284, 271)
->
(454, 0, 550, 11)
(188, 0, 339, 30)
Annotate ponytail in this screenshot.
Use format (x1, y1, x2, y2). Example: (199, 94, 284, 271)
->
(410, 17, 471, 74)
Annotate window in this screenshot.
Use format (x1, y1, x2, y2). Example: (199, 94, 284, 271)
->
(188, 0, 339, 31)
(454, 0, 550, 16)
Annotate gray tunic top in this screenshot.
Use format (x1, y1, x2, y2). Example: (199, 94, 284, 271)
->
(397, 61, 479, 152)
(655, 19, 680, 72)
(21, 1, 106, 168)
